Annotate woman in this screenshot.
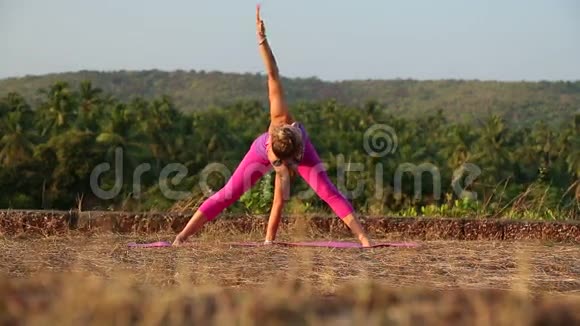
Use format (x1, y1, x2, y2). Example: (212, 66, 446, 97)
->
(173, 7, 371, 247)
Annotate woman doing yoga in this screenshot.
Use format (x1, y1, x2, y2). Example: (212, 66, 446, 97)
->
(173, 7, 372, 247)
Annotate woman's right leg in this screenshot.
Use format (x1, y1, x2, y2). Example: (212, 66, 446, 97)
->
(174, 140, 271, 244)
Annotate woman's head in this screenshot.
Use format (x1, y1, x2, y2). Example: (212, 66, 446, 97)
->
(270, 124, 304, 165)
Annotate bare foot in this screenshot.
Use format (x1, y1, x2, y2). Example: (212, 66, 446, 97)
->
(360, 237, 372, 248)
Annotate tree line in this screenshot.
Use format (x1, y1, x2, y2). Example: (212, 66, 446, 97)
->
(0, 81, 578, 219)
(1, 70, 578, 126)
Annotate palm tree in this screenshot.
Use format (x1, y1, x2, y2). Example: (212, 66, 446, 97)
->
(36, 82, 77, 138)
(0, 93, 36, 167)
(1, 92, 31, 115)
(531, 121, 559, 180)
(97, 102, 147, 160)
(0, 111, 36, 167)
(470, 115, 514, 201)
(76, 81, 104, 132)
(564, 115, 580, 178)
(96, 101, 149, 196)
(32, 127, 111, 209)
(440, 124, 476, 169)
(138, 96, 180, 171)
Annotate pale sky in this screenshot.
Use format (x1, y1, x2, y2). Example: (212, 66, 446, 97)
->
(1, 0, 579, 81)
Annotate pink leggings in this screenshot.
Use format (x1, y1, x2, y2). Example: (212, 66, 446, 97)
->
(198, 135, 354, 221)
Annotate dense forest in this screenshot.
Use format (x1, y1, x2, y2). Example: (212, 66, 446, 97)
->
(1, 70, 579, 126)
(0, 78, 578, 219)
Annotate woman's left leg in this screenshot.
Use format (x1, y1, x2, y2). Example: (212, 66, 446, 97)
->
(295, 137, 371, 246)
(296, 139, 354, 219)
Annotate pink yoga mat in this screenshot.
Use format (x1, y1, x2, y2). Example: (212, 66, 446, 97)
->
(127, 241, 172, 248)
(227, 241, 419, 248)
(127, 241, 419, 249)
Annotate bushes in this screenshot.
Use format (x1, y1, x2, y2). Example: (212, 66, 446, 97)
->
(0, 82, 578, 219)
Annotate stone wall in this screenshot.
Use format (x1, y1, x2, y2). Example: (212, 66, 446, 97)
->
(0, 210, 578, 242)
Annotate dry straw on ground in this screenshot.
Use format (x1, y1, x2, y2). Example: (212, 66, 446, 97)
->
(1, 229, 579, 325)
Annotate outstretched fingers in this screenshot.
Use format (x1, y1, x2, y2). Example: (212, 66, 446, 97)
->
(256, 4, 264, 26)
(256, 4, 266, 39)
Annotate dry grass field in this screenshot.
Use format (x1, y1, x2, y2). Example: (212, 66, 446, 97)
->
(1, 225, 579, 325)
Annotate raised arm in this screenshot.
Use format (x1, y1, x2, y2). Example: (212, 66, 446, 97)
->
(256, 6, 294, 127)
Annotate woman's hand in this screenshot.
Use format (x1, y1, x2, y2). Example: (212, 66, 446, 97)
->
(172, 234, 186, 247)
(256, 5, 266, 43)
(341, 213, 373, 248)
(255, 5, 292, 127)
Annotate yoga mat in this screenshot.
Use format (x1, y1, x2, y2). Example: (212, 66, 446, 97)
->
(127, 241, 420, 249)
(227, 241, 419, 249)
(127, 241, 172, 248)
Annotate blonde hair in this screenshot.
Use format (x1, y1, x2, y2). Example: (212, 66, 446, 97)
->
(270, 124, 304, 162)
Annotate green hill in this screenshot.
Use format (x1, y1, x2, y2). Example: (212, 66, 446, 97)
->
(1, 70, 578, 124)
